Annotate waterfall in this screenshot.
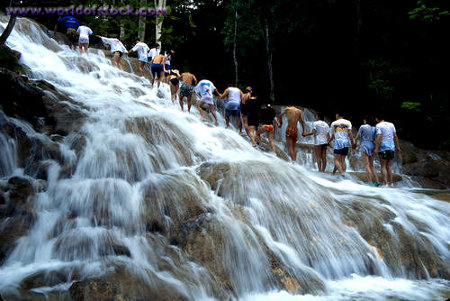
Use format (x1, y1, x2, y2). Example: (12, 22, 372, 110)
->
(0, 17, 449, 300)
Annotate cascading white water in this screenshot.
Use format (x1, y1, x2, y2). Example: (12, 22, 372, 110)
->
(0, 17, 449, 300)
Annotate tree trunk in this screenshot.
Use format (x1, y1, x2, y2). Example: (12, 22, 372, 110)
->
(0, 15, 16, 45)
(155, 0, 167, 46)
(138, 0, 147, 41)
(233, 11, 239, 86)
(119, 0, 125, 40)
(262, 17, 275, 103)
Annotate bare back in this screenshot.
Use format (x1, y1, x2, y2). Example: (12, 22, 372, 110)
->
(180, 72, 197, 86)
(285, 106, 303, 127)
(241, 92, 251, 105)
(152, 54, 165, 64)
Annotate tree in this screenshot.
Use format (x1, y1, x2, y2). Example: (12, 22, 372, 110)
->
(0, 16, 16, 45)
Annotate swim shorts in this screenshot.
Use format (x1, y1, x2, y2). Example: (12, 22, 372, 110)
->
(180, 84, 193, 97)
(248, 115, 259, 127)
(226, 109, 240, 117)
(286, 126, 298, 140)
(170, 77, 179, 86)
(151, 64, 163, 79)
(240, 103, 248, 116)
(379, 150, 395, 160)
(334, 147, 349, 156)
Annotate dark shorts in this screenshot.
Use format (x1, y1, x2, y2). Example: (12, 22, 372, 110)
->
(151, 64, 163, 79)
(240, 103, 248, 115)
(165, 64, 171, 76)
(180, 84, 193, 97)
(334, 147, 349, 156)
(66, 28, 77, 44)
(170, 78, 179, 86)
(379, 150, 395, 160)
(248, 115, 259, 127)
(226, 109, 240, 117)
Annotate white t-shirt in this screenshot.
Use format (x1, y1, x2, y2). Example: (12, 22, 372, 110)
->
(195, 80, 216, 104)
(148, 47, 160, 59)
(132, 42, 150, 62)
(330, 118, 352, 149)
(313, 120, 330, 145)
(165, 54, 171, 66)
(376, 121, 396, 151)
(77, 26, 92, 43)
(227, 87, 241, 104)
(100, 37, 127, 54)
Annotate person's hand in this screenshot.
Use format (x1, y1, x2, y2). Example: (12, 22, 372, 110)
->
(396, 147, 401, 153)
(302, 131, 306, 137)
(277, 123, 281, 128)
(96, 35, 101, 38)
(374, 148, 379, 156)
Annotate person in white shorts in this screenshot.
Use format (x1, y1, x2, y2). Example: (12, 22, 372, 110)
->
(129, 39, 150, 76)
(304, 112, 330, 172)
(220, 85, 243, 134)
(195, 79, 221, 125)
(76, 24, 93, 55)
(96, 35, 127, 69)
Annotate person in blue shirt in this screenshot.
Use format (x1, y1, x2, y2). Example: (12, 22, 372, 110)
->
(354, 117, 379, 186)
(54, 16, 79, 49)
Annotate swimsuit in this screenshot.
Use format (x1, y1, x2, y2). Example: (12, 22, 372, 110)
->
(263, 125, 274, 132)
(240, 102, 248, 116)
(180, 84, 193, 97)
(170, 77, 179, 86)
(286, 126, 298, 140)
(151, 64, 163, 78)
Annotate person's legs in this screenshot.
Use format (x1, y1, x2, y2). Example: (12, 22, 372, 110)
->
(380, 159, 388, 185)
(179, 95, 185, 111)
(225, 111, 231, 128)
(242, 115, 249, 136)
(209, 105, 218, 125)
(268, 129, 276, 151)
(84, 43, 89, 55)
(249, 125, 257, 147)
(361, 152, 373, 183)
(369, 156, 379, 184)
(256, 126, 266, 145)
(139, 62, 145, 76)
(157, 71, 162, 88)
(386, 160, 393, 185)
(78, 42, 83, 54)
(187, 96, 192, 113)
(341, 154, 347, 172)
(314, 145, 322, 171)
(320, 145, 327, 172)
(288, 138, 297, 162)
(113, 52, 120, 67)
(334, 153, 345, 175)
(236, 115, 242, 134)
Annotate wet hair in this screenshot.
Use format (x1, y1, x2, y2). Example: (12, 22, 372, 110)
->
(136, 39, 141, 43)
(155, 43, 160, 47)
(316, 112, 324, 120)
(335, 112, 343, 118)
(245, 86, 252, 92)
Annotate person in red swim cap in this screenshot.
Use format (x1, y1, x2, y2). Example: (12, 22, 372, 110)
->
(256, 103, 279, 152)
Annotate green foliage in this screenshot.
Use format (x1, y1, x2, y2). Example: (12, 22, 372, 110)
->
(409, 0, 449, 22)
(363, 59, 395, 100)
(401, 101, 421, 111)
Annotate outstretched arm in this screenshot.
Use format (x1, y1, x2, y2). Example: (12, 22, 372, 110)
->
(220, 88, 229, 99)
(278, 109, 287, 127)
(304, 129, 316, 137)
(374, 134, 381, 155)
(394, 132, 401, 152)
(299, 111, 306, 136)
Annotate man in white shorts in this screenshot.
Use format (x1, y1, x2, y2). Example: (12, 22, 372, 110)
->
(76, 23, 93, 55)
(129, 39, 150, 76)
(195, 79, 221, 125)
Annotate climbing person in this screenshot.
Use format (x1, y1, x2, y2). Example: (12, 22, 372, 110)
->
(195, 79, 221, 125)
(168, 69, 181, 104)
(148, 43, 160, 63)
(354, 117, 380, 186)
(303, 112, 329, 171)
(76, 23, 93, 55)
(221, 85, 243, 134)
(164, 49, 175, 83)
(129, 39, 150, 77)
(54, 15, 79, 50)
(374, 115, 401, 187)
(241, 86, 252, 136)
(257, 103, 280, 152)
(96, 35, 127, 69)
(150, 52, 166, 88)
(246, 95, 260, 147)
(278, 105, 306, 162)
(329, 112, 354, 176)
(179, 72, 198, 113)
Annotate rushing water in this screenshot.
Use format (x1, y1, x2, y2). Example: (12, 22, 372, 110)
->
(0, 17, 449, 300)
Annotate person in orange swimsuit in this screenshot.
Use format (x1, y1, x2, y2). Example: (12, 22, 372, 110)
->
(257, 103, 279, 151)
(279, 104, 306, 162)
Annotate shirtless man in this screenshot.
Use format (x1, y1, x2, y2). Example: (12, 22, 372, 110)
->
(241, 87, 252, 136)
(179, 72, 197, 112)
(194, 79, 221, 125)
(257, 103, 280, 152)
(221, 85, 243, 134)
(278, 105, 306, 162)
(150, 53, 166, 88)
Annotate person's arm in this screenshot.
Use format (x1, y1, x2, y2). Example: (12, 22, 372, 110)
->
(220, 88, 229, 99)
(304, 129, 316, 137)
(278, 109, 287, 127)
(273, 116, 279, 127)
(353, 133, 360, 149)
(328, 124, 334, 144)
(192, 76, 198, 85)
(299, 111, 306, 136)
(394, 132, 401, 152)
(348, 130, 355, 149)
(214, 88, 222, 99)
(374, 134, 381, 155)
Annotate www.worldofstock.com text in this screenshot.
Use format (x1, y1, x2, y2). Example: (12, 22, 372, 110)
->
(5, 5, 169, 16)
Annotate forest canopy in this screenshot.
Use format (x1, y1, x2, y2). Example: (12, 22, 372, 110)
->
(4, 0, 450, 150)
